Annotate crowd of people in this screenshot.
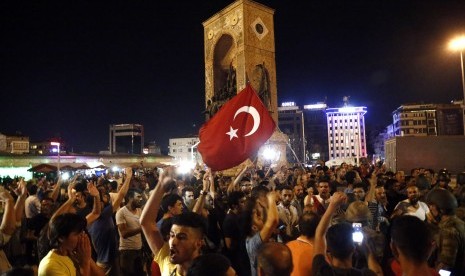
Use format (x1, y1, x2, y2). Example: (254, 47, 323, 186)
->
(0, 162, 464, 276)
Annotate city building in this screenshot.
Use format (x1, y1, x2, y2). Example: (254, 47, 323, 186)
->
(392, 103, 464, 137)
(278, 102, 305, 164)
(385, 136, 465, 173)
(326, 106, 368, 161)
(109, 124, 144, 154)
(168, 136, 201, 164)
(0, 133, 29, 154)
(143, 141, 161, 155)
(303, 103, 329, 163)
(30, 141, 66, 155)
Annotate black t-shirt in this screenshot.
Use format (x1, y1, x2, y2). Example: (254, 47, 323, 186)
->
(27, 213, 50, 237)
(312, 254, 377, 276)
(222, 212, 250, 276)
(223, 213, 240, 241)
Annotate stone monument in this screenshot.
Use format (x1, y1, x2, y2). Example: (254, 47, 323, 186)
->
(203, 0, 288, 170)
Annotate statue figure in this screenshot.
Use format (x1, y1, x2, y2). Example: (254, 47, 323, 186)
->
(206, 63, 237, 120)
(251, 63, 271, 110)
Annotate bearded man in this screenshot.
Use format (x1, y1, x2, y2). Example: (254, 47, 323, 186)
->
(391, 185, 430, 221)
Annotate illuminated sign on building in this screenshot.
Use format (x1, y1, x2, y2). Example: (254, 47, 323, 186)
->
(281, 102, 295, 107)
(304, 103, 327, 110)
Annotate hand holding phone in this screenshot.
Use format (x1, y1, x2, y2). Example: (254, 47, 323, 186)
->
(352, 223, 364, 244)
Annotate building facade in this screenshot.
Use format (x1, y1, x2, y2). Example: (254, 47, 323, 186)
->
(109, 124, 144, 154)
(303, 103, 329, 163)
(278, 103, 305, 164)
(326, 106, 367, 161)
(143, 141, 161, 155)
(168, 137, 201, 164)
(0, 133, 29, 154)
(392, 103, 464, 137)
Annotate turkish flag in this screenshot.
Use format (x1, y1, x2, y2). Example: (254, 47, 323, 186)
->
(198, 84, 276, 171)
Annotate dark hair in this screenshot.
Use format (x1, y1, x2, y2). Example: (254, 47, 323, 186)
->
(241, 177, 251, 183)
(171, 212, 207, 237)
(280, 185, 292, 192)
(125, 188, 142, 202)
(257, 242, 293, 276)
(182, 186, 195, 197)
(110, 181, 118, 191)
(299, 211, 320, 238)
(187, 253, 231, 276)
(326, 222, 354, 259)
(27, 184, 38, 195)
(251, 185, 269, 198)
(345, 171, 357, 184)
(74, 180, 88, 193)
(384, 179, 398, 190)
(256, 170, 265, 179)
(391, 216, 433, 263)
(307, 180, 316, 190)
(241, 196, 260, 237)
(353, 183, 367, 192)
(259, 180, 270, 186)
(318, 176, 330, 184)
(227, 191, 246, 209)
(161, 194, 182, 214)
(49, 213, 87, 249)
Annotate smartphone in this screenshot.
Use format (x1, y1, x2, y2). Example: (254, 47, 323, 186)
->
(438, 269, 451, 276)
(352, 223, 364, 244)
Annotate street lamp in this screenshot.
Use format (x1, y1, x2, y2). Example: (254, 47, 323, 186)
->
(51, 142, 61, 172)
(449, 36, 465, 102)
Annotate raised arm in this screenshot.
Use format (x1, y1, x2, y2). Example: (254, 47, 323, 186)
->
(314, 191, 347, 256)
(14, 179, 27, 224)
(50, 175, 63, 203)
(0, 189, 16, 235)
(86, 181, 101, 226)
(259, 191, 279, 242)
(209, 169, 216, 200)
(365, 173, 377, 203)
(112, 168, 132, 212)
(140, 168, 173, 255)
(193, 170, 210, 214)
(51, 183, 76, 221)
(227, 165, 248, 195)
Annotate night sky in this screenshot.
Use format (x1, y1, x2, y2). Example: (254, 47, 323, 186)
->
(1, 0, 465, 153)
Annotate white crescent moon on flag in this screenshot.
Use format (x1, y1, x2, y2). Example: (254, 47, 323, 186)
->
(233, 106, 260, 137)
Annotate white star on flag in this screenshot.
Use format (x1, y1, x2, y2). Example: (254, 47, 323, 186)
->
(226, 126, 238, 141)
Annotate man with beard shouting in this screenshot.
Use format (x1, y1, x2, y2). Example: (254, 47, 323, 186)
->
(141, 168, 206, 276)
(391, 185, 430, 221)
(312, 178, 332, 216)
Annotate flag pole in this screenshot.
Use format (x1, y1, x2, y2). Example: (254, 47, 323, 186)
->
(275, 126, 306, 171)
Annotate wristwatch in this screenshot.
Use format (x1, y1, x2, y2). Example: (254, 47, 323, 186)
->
(200, 190, 208, 196)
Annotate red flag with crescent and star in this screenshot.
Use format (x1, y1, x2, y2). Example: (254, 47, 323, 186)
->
(198, 84, 276, 171)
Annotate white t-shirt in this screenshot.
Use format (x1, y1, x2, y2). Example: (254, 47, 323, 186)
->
(25, 195, 41, 218)
(115, 206, 142, 250)
(394, 199, 430, 221)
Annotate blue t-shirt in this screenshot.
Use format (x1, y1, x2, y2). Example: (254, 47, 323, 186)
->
(246, 232, 262, 276)
(88, 205, 118, 264)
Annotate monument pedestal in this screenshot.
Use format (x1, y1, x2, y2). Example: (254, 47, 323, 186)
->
(256, 129, 288, 170)
(221, 129, 288, 176)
